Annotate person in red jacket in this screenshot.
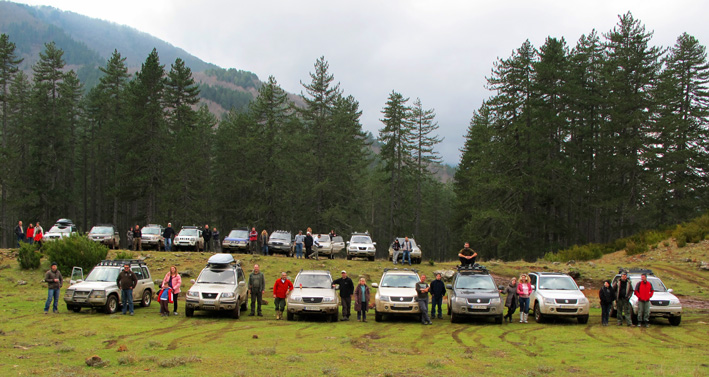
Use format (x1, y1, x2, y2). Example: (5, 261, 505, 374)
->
(249, 227, 258, 254)
(26, 224, 35, 245)
(634, 274, 654, 328)
(273, 271, 293, 320)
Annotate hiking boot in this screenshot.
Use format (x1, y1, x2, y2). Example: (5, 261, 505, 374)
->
(249, 312, 255, 316)
(257, 312, 263, 317)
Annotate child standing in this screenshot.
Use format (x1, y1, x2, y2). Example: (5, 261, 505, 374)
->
(158, 284, 174, 317)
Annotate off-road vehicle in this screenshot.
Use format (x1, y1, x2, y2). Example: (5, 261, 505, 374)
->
(174, 226, 204, 251)
(267, 230, 293, 256)
(346, 232, 376, 261)
(87, 224, 120, 249)
(372, 268, 421, 322)
(611, 269, 682, 326)
(140, 224, 165, 250)
(185, 254, 248, 318)
(388, 237, 423, 264)
(286, 270, 339, 321)
(314, 234, 334, 259)
(64, 259, 154, 314)
(43, 218, 78, 242)
(331, 235, 345, 258)
(446, 264, 504, 323)
(529, 271, 590, 324)
(222, 227, 250, 253)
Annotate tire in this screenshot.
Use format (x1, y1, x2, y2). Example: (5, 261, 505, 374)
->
(668, 316, 681, 326)
(185, 307, 194, 317)
(231, 303, 240, 319)
(375, 311, 382, 322)
(287, 311, 294, 321)
(451, 311, 460, 323)
(346, 255, 352, 260)
(140, 289, 152, 307)
(194, 243, 199, 252)
(104, 295, 118, 314)
(241, 295, 248, 312)
(495, 314, 503, 324)
(67, 304, 81, 313)
(577, 315, 589, 324)
(534, 302, 544, 323)
(368, 256, 375, 261)
(416, 258, 422, 265)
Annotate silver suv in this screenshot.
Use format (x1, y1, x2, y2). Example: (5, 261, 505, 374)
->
(347, 232, 376, 261)
(87, 224, 120, 249)
(372, 268, 421, 322)
(141, 224, 165, 250)
(267, 230, 293, 256)
(286, 270, 339, 321)
(64, 260, 154, 314)
(388, 237, 423, 264)
(611, 269, 682, 326)
(447, 265, 504, 324)
(185, 254, 248, 318)
(529, 272, 590, 324)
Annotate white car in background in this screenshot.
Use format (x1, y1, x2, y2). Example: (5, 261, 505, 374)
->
(43, 219, 78, 242)
(346, 232, 376, 261)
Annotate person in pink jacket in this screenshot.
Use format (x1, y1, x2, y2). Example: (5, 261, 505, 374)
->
(162, 266, 182, 316)
(517, 274, 533, 323)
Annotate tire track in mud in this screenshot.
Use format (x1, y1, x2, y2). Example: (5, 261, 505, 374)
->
(651, 266, 709, 289)
(583, 323, 612, 344)
(642, 326, 696, 347)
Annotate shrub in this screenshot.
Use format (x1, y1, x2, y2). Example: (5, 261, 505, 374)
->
(115, 250, 134, 260)
(44, 234, 108, 276)
(643, 231, 666, 245)
(625, 240, 647, 256)
(17, 242, 41, 269)
(543, 244, 603, 262)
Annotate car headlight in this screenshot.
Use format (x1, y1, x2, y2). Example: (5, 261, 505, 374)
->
(579, 297, 588, 304)
(349, 246, 357, 251)
(221, 292, 235, 298)
(65, 289, 74, 297)
(545, 298, 555, 305)
(323, 297, 335, 303)
(89, 290, 105, 298)
(290, 296, 302, 302)
(368, 247, 375, 251)
(379, 295, 390, 302)
(490, 298, 500, 304)
(670, 298, 680, 305)
(456, 297, 467, 304)
(187, 291, 199, 298)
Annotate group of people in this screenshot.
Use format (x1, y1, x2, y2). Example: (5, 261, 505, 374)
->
(390, 236, 415, 265)
(501, 274, 533, 323)
(14, 220, 44, 248)
(125, 223, 221, 252)
(598, 271, 655, 327)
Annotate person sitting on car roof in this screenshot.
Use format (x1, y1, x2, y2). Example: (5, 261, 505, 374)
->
(458, 242, 477, 266)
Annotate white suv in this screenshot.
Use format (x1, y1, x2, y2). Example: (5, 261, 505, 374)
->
(611, 269, 682, 326)
(185, 254, 248, 319)
(286, 270, 339, 322)
(346, 232, 376, 261)
(372, 268, 421, 322)
(529, 272, 590, 324)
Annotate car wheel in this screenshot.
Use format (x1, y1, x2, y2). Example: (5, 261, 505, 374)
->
(185, 307, 194, 317)
(668, 316, 681, 326)
(534, 302, 544, 323)
(241, 296, 248, 312)
(140, 289, 152, 307)
(287, 311, 294, 321)
(346, 255, 352, 260)
(368, 256, 375, 261)
(451, 311, 460, 323)
(104, 295, 118, 314)
(577, 315, 589, 324)
(375, 311, 382, 322)
(232, 303, 240, 319)
(495, 314, 503, 324)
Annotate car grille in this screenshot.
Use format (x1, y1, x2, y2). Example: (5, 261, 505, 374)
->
(391, 306, 413, 311)
(73, 291, 90, 298)
(555, 299, 577, 304)
(651, 300, 670, 306)
(358, 247, 367, 250)
(390, 296, 414, 302)
(556, 308, 578, 313)
(202, 293, 218, 299)
(468, 307, 490, 312)
(303, 297, 323, 304)
(467, 298, 491, 304)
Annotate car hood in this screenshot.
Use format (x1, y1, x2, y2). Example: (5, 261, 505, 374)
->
(455, 289, 500, 299)
(377, 287, 417, 297)
(289, 287, 337, 299)
(189, 283, 237, 293)
(69, 281, 116, 290)
(224, 237, 248, 242)
(638, 291, 678, 301)
(350, 242, 374, 247)
(535, 289, 586, 300)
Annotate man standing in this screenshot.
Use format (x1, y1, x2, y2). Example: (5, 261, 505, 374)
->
(294, 231, 305, 259)
(304, 232, 314, 259)
(273, 272, 293, 320)
(311, 234, 320, 260)
(332, 270, 354, 321)
(401, 237, 413, 266)
(458, 242, 477, 266)
(116, 263, 138, 315)
(44, 262, 63, 314)
(163, 223, 175, 251)
(613, 272, 633, 326)
(415, 275, 432, 325)
(203, 225, 212, 252)
(126, 228, 134, 250)
(249, 227, 258, 254)
(132, 225, 142, 251)
(248, 264, 266, 316)
(15, 220, 25, 247)
(634, 273, 654, 328)
(430, 273, 446, 319)
(212, 227, 220, 253)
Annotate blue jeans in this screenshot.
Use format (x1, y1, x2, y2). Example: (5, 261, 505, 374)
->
(518, 297, 530, 314)
(165, 238, 172, 251)
(431, 295, 443, 317)
(44, 288, 60, 312)
(28, 238, 34, 245)
(17, 235, 24, 248)
(262, 245, 269, 256)
(121, 289, 134, 314)
(295, 244, 303, 258)
(402, 251, 411, 265)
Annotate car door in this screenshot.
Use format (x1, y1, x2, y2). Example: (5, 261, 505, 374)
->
(131, 266, 145, 301)
(70, 267, 84, 285)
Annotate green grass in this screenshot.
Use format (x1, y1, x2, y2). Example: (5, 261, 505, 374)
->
(1, 246, 708, 376)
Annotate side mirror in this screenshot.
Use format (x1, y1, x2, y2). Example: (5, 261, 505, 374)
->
(446, 284, 452, 289)
(371, 283, 379, 288)
(498, 285, 505, 291)
(238, 281, 246, 287)
(531, 285, 536, 290)
(579, 286, 585, 291)
(373, 242, 377, 246)
(668, 288, 673, 293)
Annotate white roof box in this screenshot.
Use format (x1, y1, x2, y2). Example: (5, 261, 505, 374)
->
(207, 254, 235, 265)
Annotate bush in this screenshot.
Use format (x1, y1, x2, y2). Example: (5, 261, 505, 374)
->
(625, 240, 647, 256)
(44, 234, 108, 276)
(17, 242, 41, 269)
(543, 244, 603, 262)
(115, 250, 135, 260)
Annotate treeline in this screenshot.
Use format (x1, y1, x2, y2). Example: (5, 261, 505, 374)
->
(0, 38, 453, 260)
(454, 13, 709, 261)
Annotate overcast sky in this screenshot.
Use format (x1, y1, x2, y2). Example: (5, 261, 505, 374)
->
(14, 0, 709, 164)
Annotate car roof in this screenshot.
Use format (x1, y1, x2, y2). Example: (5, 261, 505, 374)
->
(297, 270, 331, 275)
(531, 272, 569, 276)
(143, 224, 162, 228)
(382, 268, 418, 275)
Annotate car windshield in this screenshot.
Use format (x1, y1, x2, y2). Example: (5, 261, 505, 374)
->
(90, 227, 113, 235)
(380, 274, 419, 288)
(351, 236, 372, 244)
(197, 269, 236, 284)
(317, 235, 330, 242)
(85, 267, 120, 282)
(294, 274, 332, 288)
(271, 233, 290, 241)
(142, 227, 160, 235)
(538, 276, 578, 290)
(179, 229, 199, 237)
(455, 274, 496, 290)
(48, 225, 71, 233)
(228, 230, 249, 239)
(630, 277, 667, 293)
(333, 236, 344, 243)
(396, 238, 418, 248)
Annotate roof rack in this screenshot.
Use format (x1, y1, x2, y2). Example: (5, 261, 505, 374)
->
(144, 224, 162, 227)
(100, 259, 146, 267)
(457, 263, 489, 273)
(383, 268, 418, 273)
(625, 268, 654, 275)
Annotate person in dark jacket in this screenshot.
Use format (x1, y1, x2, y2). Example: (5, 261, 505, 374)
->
(163, 223, 175, 251)
(458, 242, 477, 266)
(429, 273, 446, 319)
(353, 277, 371, 322)
(503, 277, 518, 323)
(212, 227, 220, 252)
(304, 232, 314, 259)
(132, 225, 142, 251)
(15, 220, 25, 247)
(599, 280, 615, 326)
(44, 262, 63, 314)
(116, 263, 138, 315)
(391, 239, 401, 265)
(332, 270, 354, 321)
(203, 225, 212, 252)
(634, 274, 654, 328)
(612, 272, 634, 326)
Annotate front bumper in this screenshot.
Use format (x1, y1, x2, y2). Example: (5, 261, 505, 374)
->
(185, 298, 239, 312)
(348, 249, 375, 257)
(222, 241, 249, 251)
(538, 301, 589, 316)
(375, 298, 421, 314)
(451, 300, 504, 317)
(287, 302, 338, 315)
(64, 291, 112, 308)
(268, 244, 291, 254)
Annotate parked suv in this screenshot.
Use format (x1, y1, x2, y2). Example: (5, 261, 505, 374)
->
(347, 232, 376, 261)
(222, 228, 250, 253)
(611, 269, 682, 326)
(286, 270, 339, 321)
(43, 218, 78, 242)
(174, 226, 204, 251)
(185, 254, 248, 318)
(331, 236, 345, 258)
(447, 265, 504, 324)
(388, 237, 423, 264)
(87, 224, 120, 249)
(529, 272, 590, 324)
(267, 230, 293, 256)
(314, 234, 334, 259)
(372, 268, 421, 322)
(141, 224, 165, 250)
(64, 259, 154, 314)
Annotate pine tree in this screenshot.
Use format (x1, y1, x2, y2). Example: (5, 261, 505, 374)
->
(408, 98, 441, 237)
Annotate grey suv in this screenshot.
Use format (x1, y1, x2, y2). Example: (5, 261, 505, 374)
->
(185, 254, 248, 318)
(447, 265, 504, 324)
(88, 224, 120, 249)
(286, 270, 339, 321)
(268, 230, 293, 256)
(141, 224, 165, 250)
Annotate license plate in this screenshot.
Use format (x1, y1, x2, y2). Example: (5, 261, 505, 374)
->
(470, 305, 486, 309)
(393, 304, 410, 308)
(203, 300, 215, 305)
(74, 298, 86, 303)
(560, 305, 575, 309)
(304, 306, 320, 311)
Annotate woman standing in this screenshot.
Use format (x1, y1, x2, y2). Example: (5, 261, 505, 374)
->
(391, 239, 401, 265)
(26, 224, 35, 245)
(260, 230, 269, 256)
(503, 277, 518, 323)
(517, 274, 532, 323)
(353, 277, 370, 322)
(162, 266, 182, 316)
(599, 280, 615, 326)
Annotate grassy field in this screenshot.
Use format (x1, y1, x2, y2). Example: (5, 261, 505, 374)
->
(0, 242, 708, 377)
